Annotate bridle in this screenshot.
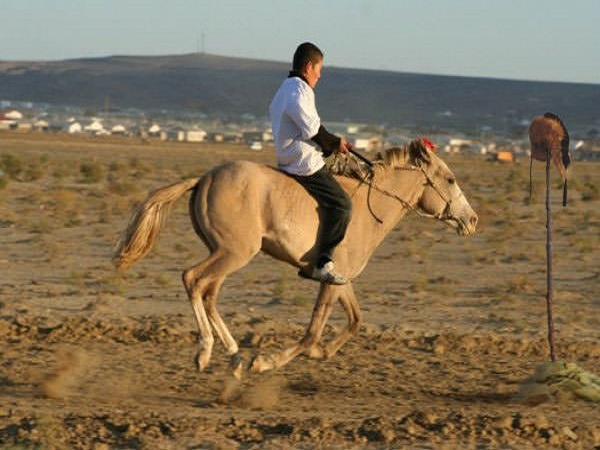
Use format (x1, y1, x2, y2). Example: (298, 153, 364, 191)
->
(350, 150, 454, 224)
(413, 164, 454, 221)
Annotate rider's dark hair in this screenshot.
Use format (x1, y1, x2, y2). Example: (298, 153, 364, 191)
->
(292, 42, 323, 71)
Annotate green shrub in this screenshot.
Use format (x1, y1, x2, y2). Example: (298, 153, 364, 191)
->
(79, 161, 104, 183)
(581, 183, 599, 202)
(0, 153, 23, 179)
(109, 160, 126, 172)
(128, 157, 150, 178)
(107, 172, 139, 196)
(23, 163, 44, 181)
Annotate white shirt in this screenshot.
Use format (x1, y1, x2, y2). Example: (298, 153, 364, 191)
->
(269, 76, 324, 176)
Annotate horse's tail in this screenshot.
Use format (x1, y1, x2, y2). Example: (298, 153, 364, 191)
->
(113, 178, 200, 269)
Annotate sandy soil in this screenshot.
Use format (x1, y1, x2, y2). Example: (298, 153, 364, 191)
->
(1, 133, 598, 449)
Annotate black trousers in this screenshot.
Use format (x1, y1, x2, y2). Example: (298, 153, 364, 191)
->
(293, 167, 352, 266)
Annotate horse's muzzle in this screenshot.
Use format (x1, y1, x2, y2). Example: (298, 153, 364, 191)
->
(461, 213, 479, 236)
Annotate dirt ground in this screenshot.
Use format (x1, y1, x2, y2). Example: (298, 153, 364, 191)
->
(1, 133, 598, 449)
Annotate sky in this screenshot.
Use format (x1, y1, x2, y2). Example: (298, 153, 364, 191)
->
(1, 0, 599, 84)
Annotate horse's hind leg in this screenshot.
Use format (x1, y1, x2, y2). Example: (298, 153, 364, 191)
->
(183, 264, 214, 372)
(202, 277, 246, 378)
(182, 248, 255, 373)
(250, 283, 339, 373)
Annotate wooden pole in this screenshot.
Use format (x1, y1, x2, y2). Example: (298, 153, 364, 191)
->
(546, 148, 557, 362)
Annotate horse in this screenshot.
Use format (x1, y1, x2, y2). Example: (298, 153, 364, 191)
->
(113, 138, 478, 378)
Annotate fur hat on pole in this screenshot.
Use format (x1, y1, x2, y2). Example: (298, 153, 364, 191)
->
(529, 113, 571, 206)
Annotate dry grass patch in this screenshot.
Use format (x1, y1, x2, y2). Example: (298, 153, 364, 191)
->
(107, 177, 140, 196)
(28, 219, 54, 234)
(154, 273, 171, 287)
(52, 163, 75, 180)
(508, 274, 534, 293)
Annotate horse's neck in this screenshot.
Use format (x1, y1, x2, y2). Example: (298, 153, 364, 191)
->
(374, 168, 423, 227)
(347, 168, 424, 268)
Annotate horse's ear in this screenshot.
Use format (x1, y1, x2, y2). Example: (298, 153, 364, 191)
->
(409, 139, 431, 166)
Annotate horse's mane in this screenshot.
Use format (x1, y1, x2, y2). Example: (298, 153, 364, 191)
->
(327, 143, 414, 181)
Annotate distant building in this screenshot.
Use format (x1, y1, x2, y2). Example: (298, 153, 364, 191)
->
(445, 138, 473, 153)
(0, 112, 15, 130)
(84, 119, 104, 134)
(34, 120, 49, 132)
(68, 122, 83, 133)
(351, 134, 383, 152)
(160, 126, 184, 141)
(4, 110, 23, 120)
(111, 124, 128, 135)
(444, 138, 486, 154)
(262, 130, 273, 142)
(186, 129, 207, 142)
(148, 123, 161, 136)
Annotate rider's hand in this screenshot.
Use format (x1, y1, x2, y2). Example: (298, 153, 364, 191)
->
(338, 138, 352, 154)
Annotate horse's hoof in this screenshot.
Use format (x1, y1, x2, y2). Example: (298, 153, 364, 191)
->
(194, 351, 202, 371)
(230, 354, 244, 380)
(249, 355, 262, 373)
(307, 345, 326, 360)
(249, 354, 271, 374)
(195, 351, 210, 372)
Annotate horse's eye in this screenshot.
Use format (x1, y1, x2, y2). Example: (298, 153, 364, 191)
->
(448, 178, 455, 184)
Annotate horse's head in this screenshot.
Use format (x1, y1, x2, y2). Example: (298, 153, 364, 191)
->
(409, 140, 478, 236)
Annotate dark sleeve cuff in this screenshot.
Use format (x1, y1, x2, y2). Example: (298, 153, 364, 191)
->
(311, 125, 341, 157)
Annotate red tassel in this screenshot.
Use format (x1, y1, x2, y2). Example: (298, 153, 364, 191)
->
(420, 136, 437, 152)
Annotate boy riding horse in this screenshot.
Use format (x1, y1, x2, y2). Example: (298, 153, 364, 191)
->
(269, 42, 353, 285)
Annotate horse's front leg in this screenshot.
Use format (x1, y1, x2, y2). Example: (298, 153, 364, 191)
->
(305, 282, 363, 360)
(323, 282, 363, 358)
(250, 283, 338, 373)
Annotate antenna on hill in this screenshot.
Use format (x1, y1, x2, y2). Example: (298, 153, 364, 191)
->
(197, 32, 206, 54)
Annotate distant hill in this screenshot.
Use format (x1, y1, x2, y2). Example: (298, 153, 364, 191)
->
(1, 53, 599, 133)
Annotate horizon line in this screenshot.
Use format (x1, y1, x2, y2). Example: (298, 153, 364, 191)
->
(1, 51, 598, 87)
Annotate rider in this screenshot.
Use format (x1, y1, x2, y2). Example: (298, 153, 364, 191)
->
(269, 42, 353, 285)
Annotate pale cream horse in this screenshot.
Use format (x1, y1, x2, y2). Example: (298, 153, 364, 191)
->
(113, 139, 478, 378)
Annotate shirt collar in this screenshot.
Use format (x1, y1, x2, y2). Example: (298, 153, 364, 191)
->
(288, 70, 311, 88)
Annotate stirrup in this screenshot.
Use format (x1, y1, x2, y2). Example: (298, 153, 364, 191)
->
(299, 261, 347, 285)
